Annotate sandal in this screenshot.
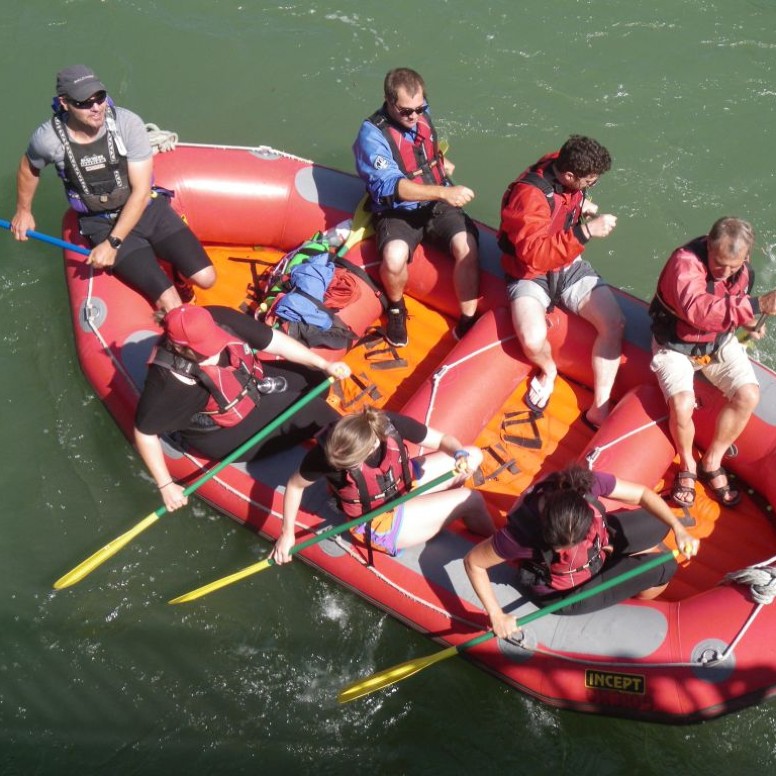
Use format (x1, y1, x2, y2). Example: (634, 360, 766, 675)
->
(699, 465, 742, 508)
(670, 470, 697, 507)
(525, 374, 555, 413)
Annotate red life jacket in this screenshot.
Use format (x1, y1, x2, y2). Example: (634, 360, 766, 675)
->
(367, 107, 448, 188)
(151, 340, 265, 428)
(498, 152, 585, 278)
(649, 236, 755, 357)
(333, 427, 414, 519)
(507, 477, 609, 591)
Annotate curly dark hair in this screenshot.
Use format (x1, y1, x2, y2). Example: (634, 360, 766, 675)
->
(555, 135, 612, 177)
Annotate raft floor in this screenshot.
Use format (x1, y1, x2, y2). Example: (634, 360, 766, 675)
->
(197, 245, 776, 604)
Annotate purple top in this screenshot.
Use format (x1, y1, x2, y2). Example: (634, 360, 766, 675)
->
(492, 470, 617, 561)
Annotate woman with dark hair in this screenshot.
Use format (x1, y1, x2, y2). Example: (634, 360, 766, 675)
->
(271, 406, 494, 563)
(464, 464, 699, 639)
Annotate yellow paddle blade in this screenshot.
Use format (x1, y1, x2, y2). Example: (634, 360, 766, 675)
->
(338, 644, 459, 704)
(53, 513, 161, 589)
(167, 557, 272, 604)
(338, 194, 374, 255)
(438, 139, 450, 155)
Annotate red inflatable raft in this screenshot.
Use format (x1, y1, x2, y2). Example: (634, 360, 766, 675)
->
(60, 142, 776, 722)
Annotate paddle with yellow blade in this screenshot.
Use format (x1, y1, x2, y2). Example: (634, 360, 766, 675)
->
(338, 548, 680, 704)
(53, 377, 336, 590)
(335, 193, 374, 259)
(168, 468, 456, 604)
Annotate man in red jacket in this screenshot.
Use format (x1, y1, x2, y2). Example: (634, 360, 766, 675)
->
(498, 135, 621, 428)
(650, 217, 776, 508)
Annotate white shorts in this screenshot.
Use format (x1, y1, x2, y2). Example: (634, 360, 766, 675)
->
(650, 335, 758, 400)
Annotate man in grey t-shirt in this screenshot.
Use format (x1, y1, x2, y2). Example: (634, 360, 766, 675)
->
(10, 64, 215, 310)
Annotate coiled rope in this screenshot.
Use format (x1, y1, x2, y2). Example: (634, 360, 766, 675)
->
(726, 556, 776, 604)
(144, 123, 178, 154)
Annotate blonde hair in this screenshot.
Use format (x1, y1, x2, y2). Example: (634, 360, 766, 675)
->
(325, 407, 391, 470)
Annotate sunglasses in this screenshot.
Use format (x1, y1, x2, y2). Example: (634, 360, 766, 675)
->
(395, 102, 427, 118)
(67, 91, 108, 109)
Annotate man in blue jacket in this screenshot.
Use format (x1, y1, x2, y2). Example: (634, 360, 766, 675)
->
(353, 68, 480, 347)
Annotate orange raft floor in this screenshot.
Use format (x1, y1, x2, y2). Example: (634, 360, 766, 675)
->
(196, 244, 776, 605)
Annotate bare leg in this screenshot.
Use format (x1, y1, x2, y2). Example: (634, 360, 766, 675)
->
(635, 582, 670, 600)
(379, 239, 411, 302)
(699, 383, 758, 503)
(701, 383, 759, 472)
(509, 296, 556, 391)
(396, 488, 493, 550)
(666, 390, 699, 506)
(414, 447, 483, 489)
(577, 285, 624, 426)
(189, 265, 217, 289)
(450, 231, 479, 317)
(156, 285, 184, 312)
(668, 391, 697, 473)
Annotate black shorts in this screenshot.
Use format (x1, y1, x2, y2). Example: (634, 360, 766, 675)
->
(375, 201, 478, 260)
(528, 509, 677, 615)
(79, 195, 212, 301)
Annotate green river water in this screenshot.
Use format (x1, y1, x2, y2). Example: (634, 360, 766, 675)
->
(1, 1, 776, 773)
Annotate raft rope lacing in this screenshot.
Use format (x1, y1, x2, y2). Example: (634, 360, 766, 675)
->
(79, 141, 776, 674)
(143, 125, 316, 163)
(418, 334, 517, 455)
(78, 285, 776, 670)
(584, 413, 669, 469)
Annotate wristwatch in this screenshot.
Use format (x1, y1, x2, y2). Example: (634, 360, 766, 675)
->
(106, 234, 123, 249)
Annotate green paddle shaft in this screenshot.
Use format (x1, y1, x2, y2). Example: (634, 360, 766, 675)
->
(284, 468, 455, 559)
(167, 468, 457, 603)
(53, 377, 334, 589)
(337, 549, 679, 703)
(177, 376, 334, 500)
(453, 548, 678, 653)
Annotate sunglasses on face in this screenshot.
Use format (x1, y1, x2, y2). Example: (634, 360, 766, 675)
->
(395, 102, 427, 118)
(67, 91, 108, 109)
(576, 174, 599, 189)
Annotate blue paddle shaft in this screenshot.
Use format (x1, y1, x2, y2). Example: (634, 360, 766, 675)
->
(0, 218, 91, 257)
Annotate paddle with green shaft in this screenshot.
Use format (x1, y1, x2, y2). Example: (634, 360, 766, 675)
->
(53, 377, 335, 590)
(168, 468, 456, 604)
(338, 548, 680, 703)
(0, 218, 91, 256)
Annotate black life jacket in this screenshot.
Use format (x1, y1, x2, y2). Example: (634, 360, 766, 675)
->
(51, 105, 131, 214)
